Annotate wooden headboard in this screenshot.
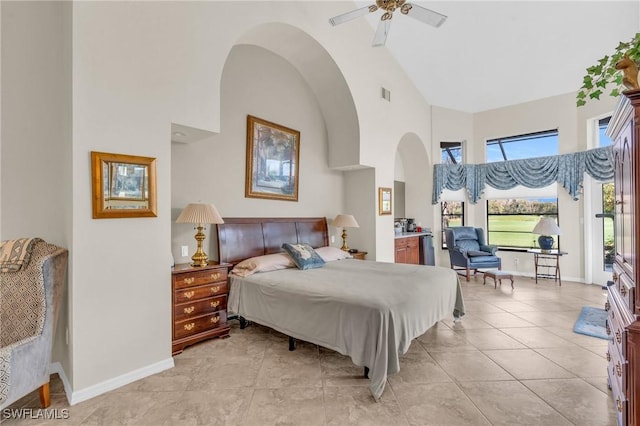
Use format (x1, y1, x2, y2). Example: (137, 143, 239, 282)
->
(216, 217, 329, 265)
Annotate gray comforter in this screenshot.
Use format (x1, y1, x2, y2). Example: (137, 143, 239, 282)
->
(228, 259, 465, 400)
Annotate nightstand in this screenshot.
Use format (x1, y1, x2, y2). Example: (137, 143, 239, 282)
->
(171, 261, 231, 355)
(350, 251, 368, 260)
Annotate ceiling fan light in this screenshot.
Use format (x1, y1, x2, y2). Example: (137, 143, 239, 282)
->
(381, 12, 393, 21)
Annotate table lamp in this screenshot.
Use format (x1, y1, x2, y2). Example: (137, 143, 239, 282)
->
(532, 217, 561, 252)
(176, 203, 224, 267)
(332, 214, 359, 251)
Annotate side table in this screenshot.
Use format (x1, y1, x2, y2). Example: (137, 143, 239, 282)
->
(527, 249, 567, 286)
(350, 251, 368, 260)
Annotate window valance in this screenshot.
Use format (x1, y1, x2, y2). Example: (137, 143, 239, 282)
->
(432, 146, 613, 204)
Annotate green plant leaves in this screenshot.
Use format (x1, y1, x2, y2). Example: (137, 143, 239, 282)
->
(577, 32, 640, 107)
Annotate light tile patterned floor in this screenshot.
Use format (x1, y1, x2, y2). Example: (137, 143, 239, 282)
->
(4, 275, 616, 425)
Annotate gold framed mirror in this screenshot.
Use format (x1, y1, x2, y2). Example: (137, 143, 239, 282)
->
(379, 187, 392, 215)
(91, 151, 157, 219)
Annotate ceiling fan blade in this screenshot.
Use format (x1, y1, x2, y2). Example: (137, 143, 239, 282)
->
(401, 3, 447, 27)
(329, 5, 377, 26)
(372, 19, 391, 47)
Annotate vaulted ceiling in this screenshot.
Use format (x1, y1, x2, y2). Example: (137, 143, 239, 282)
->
(346, 1, 639, 112)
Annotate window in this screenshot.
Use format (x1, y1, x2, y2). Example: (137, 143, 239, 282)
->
(486, 130, 558, 163)
(598, 116, 614, 271)
(442, 201, 464, 248)
(485, 130, 559, 250)
(440, 142, 464, 248)
(441, 141, 463, 165)
(487, 198, 558, 249)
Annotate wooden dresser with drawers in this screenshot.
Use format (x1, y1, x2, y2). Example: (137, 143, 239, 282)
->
(171, 262, 231, 355)
(606, 89, 640, 426)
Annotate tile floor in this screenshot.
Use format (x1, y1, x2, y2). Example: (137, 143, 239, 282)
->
(4, 274, 616, 425)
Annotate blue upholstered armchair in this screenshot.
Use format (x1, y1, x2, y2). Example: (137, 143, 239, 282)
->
(444, 227, 501, 281)
(0, 239, 68, 410)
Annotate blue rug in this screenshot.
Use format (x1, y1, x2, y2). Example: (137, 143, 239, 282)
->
(573, 306, 609, 340)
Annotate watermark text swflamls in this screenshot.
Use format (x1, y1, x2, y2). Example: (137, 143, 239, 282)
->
(1, 408, 70, 420)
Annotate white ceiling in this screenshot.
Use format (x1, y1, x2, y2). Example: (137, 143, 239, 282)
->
(349, 1, 639, 113)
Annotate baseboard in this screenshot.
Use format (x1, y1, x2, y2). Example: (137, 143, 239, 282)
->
(500, 270, 589, 285)
(53, 357, 174, 406)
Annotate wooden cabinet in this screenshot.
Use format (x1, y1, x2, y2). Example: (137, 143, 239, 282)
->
(171, 262, 231, 355)
(395, 236, 419, 264)
(606, 89, 640, 426)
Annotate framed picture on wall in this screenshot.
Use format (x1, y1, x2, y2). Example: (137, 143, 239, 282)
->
(91, 151, 157, 219)
(379, 187, 392, 215)
(245, 115, 300, 202)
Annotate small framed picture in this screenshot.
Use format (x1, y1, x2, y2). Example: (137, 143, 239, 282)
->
(379, 187, 392, 215)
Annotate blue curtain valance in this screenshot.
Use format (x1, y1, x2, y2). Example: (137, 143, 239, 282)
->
(432, 145, 614, 204)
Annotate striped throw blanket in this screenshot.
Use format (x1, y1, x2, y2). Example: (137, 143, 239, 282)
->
(0, 238, 42, 273)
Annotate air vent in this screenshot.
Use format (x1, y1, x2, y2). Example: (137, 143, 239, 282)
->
(381, 87, 391, 102)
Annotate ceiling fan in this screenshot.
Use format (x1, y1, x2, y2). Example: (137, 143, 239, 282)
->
(329, 0, 447, 47)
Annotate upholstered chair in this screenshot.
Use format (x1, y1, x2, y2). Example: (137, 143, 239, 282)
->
(444, 227, 501, 281)
(0, 239, 68, 410)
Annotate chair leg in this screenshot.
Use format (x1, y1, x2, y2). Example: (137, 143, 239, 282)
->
(465, 267, 470, 281)
(39, 382, 51, 408)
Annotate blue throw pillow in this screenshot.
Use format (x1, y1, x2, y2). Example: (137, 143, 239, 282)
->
(281, 243, 325, 270)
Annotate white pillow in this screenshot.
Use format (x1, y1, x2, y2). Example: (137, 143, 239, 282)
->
(231, 253, 295, 277)
(315, 246, 352, 262)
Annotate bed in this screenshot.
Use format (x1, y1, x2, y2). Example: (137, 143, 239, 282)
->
(216, 217, 465, 401)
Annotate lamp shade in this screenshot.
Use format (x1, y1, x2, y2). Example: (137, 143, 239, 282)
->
(176, 203, 224, 225)
(333, 214, 359, 228)
(532, 217, 561, 236)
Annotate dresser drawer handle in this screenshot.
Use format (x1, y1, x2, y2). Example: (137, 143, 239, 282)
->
(211, 300, 220, 308)
(616, 361, 622, 377)
(211, 285, 221, 293)
(183, 291, 195, 299)
(621, 286, 627, 296)
(183, 277, 195, 285)
(211, 316, 220, 324)
(606, 324, 611, 335)
(617, 397, 623, 412)
(210, 272, 221, 281)
(606, 351, 611, 362)
(605, 301, 610, 311)
(616, 330, 622, 344)
(184, 323, 195, 331)
(613, 271, 619, 282)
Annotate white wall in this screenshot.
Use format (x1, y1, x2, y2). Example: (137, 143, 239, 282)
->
(344, 168, 376, 258)
(1, 1, 73, 377)
(430, 106, 473, 265)
(171, 45, 345, 263)
(1, 1, 71, 246)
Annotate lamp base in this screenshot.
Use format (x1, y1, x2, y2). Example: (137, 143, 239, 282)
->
(340, 229, 349, 252)
(190, 224, 209, 267)
(537, 235, 554, 251)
